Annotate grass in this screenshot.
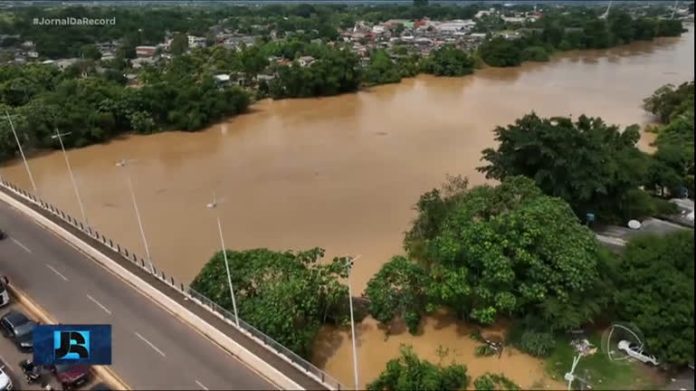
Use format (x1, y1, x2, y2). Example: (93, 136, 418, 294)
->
(544, 333, 664, 390)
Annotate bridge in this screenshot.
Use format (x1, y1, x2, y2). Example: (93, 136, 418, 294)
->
(0, 179, 344, 390)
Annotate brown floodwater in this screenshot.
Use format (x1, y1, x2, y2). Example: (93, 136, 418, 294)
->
(1, 27, 693, 388)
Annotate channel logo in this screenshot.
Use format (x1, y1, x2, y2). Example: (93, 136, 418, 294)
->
(33, 325, 111, 365)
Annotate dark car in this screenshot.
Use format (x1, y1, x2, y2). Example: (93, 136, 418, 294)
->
(0, 310, 36, 352)
(51, 364, 91, 390)
(0, 229, 6, 240)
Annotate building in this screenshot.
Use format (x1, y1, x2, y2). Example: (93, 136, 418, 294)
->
(135, 46, 157, 58)
(297, 56, 315, 67)
(188, 35, 207, 49)
(436, 19, 476, 33)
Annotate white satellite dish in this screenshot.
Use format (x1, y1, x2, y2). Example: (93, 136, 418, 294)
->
(627, 220, 641, 230)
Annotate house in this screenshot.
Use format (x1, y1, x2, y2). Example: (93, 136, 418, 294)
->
(475, 9, 497, 19)
(135, 45, 157, 58)
(256, 73, 275, 82)
(436, 19, 476, 34)
(297, 56, 315, 67)
(54, 58, 79, 70)
(502, 16, 526, 24)
(188, 35, 207, 49)
(131, 57, 156, 69)
(213, 74, 231, 86)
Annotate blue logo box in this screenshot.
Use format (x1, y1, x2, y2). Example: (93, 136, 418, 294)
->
(33, 324, 112, 365)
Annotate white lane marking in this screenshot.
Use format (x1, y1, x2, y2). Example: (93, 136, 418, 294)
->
(86, 294, 112, 315)
(10, 237, 32, 253)
(134, 331, 166, 357)
(46, 264, 69, 281)
(195, 380, 209, 390)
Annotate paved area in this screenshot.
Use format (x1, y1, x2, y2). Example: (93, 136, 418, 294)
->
(0, 201, 275, 390)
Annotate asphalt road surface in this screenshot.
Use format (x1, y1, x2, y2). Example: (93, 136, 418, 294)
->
(0, 201, 274, 390)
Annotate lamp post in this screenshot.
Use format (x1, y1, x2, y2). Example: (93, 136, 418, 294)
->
(347, 255, 361, 391)
(115, 159, 154, 274)
(4, 110, 38, 194)
(206, 193, 240, 327)
(51, 129, 87, 224)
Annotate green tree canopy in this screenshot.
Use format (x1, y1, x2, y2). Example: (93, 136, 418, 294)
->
(613, 231, 694, 367)
(423, 45, 475, 76)
(366, 176, 609, 333)
(190, 248, 350, 358)
(479, 113, 651, 222)
(367, 345, 469, 391)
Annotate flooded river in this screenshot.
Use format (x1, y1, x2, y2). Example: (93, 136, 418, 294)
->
(1, 27, 693, 388)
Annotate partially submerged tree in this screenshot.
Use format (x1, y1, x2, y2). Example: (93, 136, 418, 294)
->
(367, 345, 469, 391)
(190, 247, 350, 358)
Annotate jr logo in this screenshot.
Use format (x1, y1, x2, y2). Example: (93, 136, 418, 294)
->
(54, 330, 90, 360)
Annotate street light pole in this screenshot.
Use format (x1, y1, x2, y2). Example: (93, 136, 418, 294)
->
(116, 159, 154, 274)
(348, 255, 361, 391)
(52, 129, 87, 224)
(207, 194, 240, 327)
(4, 110, 38, 194)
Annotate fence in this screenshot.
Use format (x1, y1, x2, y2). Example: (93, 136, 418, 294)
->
(0, 178, 344, 390)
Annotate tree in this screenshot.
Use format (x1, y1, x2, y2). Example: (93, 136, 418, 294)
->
(474, 373, 520, 390)
(423, 45, 475, 77)
(376, 176, 609, 332)
(367, 346, 469, 391)
(478, 37, 522, 67)
(413, 0, 429, 7)
(170, 32, 189, 56)
(364, 50, 401, 86)
(364, 256, 429, 334)
(190, 248, 350, 358)
(643, 82, 694, 197)
(613, 231, 694, 367)
(80, 44, 102, 61)
(479, 113, 652, 222)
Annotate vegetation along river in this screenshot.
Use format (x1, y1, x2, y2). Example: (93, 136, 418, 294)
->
(1, 26, 693, 389)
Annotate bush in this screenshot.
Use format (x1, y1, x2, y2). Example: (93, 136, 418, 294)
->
(517, 330, 555, 358)
(474, 373, 521, 391)
(521, 46, 550, 62)
(475, 344, 497, 357)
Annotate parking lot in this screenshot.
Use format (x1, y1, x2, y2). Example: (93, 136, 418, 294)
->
(0, 298, 106, 390)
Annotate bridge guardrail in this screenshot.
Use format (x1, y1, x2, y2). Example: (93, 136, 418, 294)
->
(0, 178, 344, 390)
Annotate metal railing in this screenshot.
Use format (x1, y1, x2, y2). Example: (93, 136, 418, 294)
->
(0, 178, 344, 390)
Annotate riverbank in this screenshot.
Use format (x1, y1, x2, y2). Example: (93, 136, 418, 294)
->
(1, 28, 692, 293)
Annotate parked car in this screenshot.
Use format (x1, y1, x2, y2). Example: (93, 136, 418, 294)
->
(0, 277, 9, 308)
(0, 310, 36, 352)
(0, 364, 13, 390)
(0, 229, 6, 240)
(51, 364, 90, 390)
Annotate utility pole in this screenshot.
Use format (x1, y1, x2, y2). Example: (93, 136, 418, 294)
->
(52, 129, 87, 224)
(4, 110, 38, 194)
(348, 255, 361, 391)
(206, 193, 240, 327)
(116, 159, 154, 274)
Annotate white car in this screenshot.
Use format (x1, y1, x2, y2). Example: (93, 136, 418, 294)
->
(618, 340, 659, 366)
(0, 365, 13, 390)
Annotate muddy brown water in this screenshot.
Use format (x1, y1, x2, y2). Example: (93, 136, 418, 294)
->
(1, 27, 693, 388)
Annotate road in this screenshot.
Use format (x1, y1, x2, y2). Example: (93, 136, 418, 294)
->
(0, 200, 274, 390)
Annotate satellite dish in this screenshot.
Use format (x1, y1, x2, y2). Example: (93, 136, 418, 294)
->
(627, 220, 641, 230)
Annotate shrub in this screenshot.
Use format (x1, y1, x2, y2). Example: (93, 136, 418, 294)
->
(474, 373, 521, 390)
(517, 330, 555, 358)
